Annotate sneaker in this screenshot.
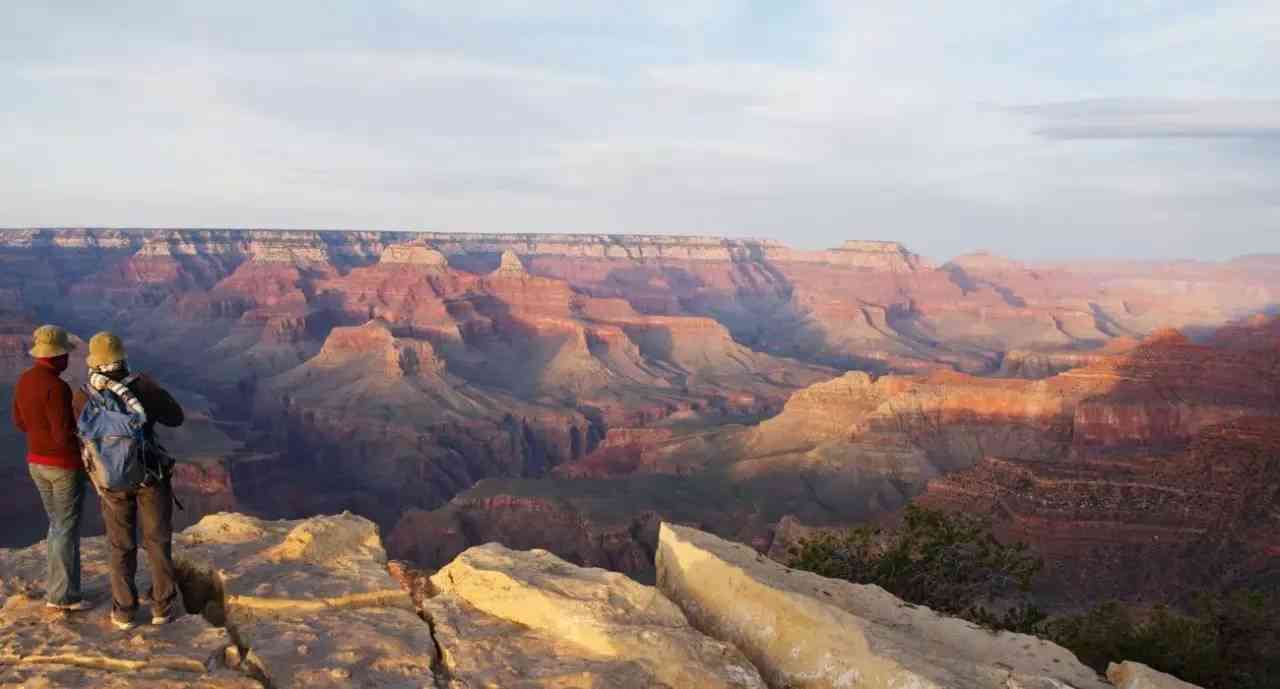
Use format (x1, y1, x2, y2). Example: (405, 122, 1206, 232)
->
(111, 614, 137, 631)
(46, 599, 94, 612)
(151, 613, 176, 626)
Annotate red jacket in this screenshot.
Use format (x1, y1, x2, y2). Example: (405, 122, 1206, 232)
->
(11, 360, 82, 470)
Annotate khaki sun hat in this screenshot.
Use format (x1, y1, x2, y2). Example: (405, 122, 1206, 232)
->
(86, 331, 128, 369)
(29, 325, 76, 358)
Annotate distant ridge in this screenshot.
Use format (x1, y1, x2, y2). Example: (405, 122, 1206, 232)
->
(0, 228, 925, 269)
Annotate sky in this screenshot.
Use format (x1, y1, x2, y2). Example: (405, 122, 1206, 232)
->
(2, 1, 1277, 261)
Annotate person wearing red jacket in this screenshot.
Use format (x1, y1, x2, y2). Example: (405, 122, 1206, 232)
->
(11, 325, 91, 612)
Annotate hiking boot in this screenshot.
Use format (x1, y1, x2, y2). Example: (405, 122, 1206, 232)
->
(46, 599, 94, 612)
(110, 613, 137, 631)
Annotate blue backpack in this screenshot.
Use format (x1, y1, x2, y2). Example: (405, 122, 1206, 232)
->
(77, 375, 151, 493)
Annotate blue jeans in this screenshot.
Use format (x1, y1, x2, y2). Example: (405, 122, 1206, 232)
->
(28, 464, 86, 605)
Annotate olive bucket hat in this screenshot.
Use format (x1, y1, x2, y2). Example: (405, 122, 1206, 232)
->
(29, 325, 76, 358)
(86, 331, 128, 369)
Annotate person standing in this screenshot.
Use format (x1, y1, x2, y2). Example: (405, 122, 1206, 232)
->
(11, 325, 91, 612)
(72, 331, 185, 630)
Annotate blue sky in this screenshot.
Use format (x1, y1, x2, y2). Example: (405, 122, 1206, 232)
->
(2, 1, 1277, 261)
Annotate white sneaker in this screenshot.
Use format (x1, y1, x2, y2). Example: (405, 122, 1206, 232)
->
(111, 615, 137, 631)
(151, 614, 176, 626)
(46, 600, 94, 612)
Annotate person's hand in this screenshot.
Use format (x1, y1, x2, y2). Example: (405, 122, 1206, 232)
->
(90, 372, 111, 390)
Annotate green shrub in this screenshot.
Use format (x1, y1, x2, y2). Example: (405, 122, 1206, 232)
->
(787, 505, 1042, 627)
(787, 505, 1279, 689)
(1046, 592, 1280, 689)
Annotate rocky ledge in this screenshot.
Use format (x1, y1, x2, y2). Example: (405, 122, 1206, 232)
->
(0, 512, 1199, 689)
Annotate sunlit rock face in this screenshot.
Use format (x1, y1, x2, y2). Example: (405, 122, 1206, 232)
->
(377, 242, 449, 267)
(404, 317, 1280, 607)
(656, 522, 1111, 689)
(0, 512, 1207, 689)
(1, 228, 1277, 618)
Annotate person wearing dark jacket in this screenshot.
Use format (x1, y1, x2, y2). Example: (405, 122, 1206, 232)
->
(72, 331, 184, 630)
(12, 325, 92, 612)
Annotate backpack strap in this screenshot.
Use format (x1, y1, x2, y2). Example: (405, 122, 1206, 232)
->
(120, 374, 149, 427)
(90, 374, 148, 422)
(81, 383, 109, 407)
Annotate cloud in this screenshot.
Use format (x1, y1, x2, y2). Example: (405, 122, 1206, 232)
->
(1017, 99, 1280, 139)
(1, 1, 1278, 261)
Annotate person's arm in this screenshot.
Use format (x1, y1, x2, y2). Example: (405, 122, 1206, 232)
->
(135, 376, 184, 427)
(46, 380, 81, 455)
(11, 386, 25, 433)
(71, 389, 87, 420)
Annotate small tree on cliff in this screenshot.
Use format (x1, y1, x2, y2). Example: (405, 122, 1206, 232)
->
(1045, 591, 1280, 689)
(787, 505, 1044, 631)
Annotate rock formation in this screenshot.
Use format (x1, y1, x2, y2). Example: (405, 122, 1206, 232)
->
(494, 249, 527, 275)
(1107, 662, 1203, 689)
(425, 542, 766, 688)
(0, 595, 259, 689)
(405, 318, 1280, 603)
(657, 523, 1110, 689)
(378, 242, 450, 268)
(1, 513, 1203, 688)
(3, 228, 1279, 613)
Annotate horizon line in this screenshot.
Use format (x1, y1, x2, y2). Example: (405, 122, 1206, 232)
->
(1, 226, 1275, 265)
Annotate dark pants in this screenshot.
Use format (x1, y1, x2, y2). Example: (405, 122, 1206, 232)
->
(28, 465, 86, 605)
(99, 479, 178, 619)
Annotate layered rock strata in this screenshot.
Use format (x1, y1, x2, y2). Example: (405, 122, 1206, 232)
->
(410, 319, 1280, 603)
(4, 228, 1279, 611)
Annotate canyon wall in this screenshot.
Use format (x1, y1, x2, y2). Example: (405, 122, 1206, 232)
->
(2, 228, 1277, 608)
(402, 319, 1280, 603)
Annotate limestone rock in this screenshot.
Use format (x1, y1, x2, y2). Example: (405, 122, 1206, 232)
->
(656, 523, 1109, 689)
(386, 560, 436, 611)
(174, 512, 433, 689)
(495, 249, 527, 274)
(0, 594, 256, 688)
(176, 511, 413, 622)
(424, 593, 665, 689)
(237, 607, 436, 689)
(0, 666, 260, 689)
(1107, 662, 1203, 689)
(765, 514, 824, 561)
(0, 536, 153, 608)
(431, 542, 766, 689)
(379, 242, 450, 267)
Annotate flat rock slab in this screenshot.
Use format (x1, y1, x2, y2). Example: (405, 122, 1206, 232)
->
(656, 522, 1110, 689)
(176, 513, 435, 689)
(431, 543, 766, 689)
(0, 665, 261, 689)
(424, 592, 664, 689)
(0, 536, 154, 608)
(0, 594, 254, 688)
(235, 606, 437, 689)
(1108, 662, 1204, 689)
(176, 512, 413, 620)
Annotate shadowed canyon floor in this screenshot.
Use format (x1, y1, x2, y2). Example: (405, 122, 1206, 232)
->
(2, 229, 1278, 612)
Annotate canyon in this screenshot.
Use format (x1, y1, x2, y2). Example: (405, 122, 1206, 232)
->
(2, 228, 1278, 611)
